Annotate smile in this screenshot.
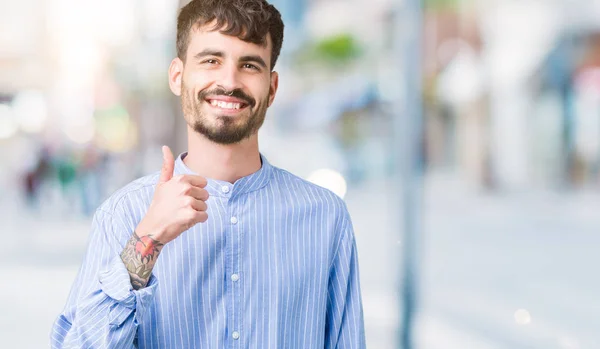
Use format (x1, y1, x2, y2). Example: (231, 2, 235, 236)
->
(209, 100, 247, 110)
(204, 97, 251, 114)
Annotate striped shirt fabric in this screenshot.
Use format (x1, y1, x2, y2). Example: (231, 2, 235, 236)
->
(51, 152, 366, 348)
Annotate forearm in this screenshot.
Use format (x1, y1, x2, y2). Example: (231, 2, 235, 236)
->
(53, 208, 161, 348)
(52, 292, 138, 349)
(120, 231, 164, 290)
(52, 256, 158, 349)
(326, 219, 366, 348)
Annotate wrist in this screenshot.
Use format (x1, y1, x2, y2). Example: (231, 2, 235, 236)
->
(135, 220, 167, 243)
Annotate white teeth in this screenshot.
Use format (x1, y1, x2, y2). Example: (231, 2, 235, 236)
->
(210, 100, 242, 110)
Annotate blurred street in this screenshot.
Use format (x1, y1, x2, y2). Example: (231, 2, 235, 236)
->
(418, 176, 600, 349)
(2, 174, 598, 349)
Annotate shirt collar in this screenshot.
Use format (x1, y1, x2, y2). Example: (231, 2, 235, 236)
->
(174, 152, 273, 198)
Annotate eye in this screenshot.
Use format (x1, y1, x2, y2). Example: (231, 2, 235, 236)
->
(243, 63, 259, 71)
(203, 59, 219, 65)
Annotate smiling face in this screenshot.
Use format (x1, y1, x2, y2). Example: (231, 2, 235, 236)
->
(169, 23, 279, 145)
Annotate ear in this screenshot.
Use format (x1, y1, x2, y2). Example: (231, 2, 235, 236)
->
(168, 57, 184, 96)
(268, 71, 279, 107)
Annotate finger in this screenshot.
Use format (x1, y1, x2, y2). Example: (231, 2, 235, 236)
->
(159, 146, 175, 184)
(189, 198, 208, 212)
(193, 211, 209, 224)
(187, 187, 210, 201)
(186, 175, 208, 188)
(175, 174, 207, 188)
(184, 209, 208, 226)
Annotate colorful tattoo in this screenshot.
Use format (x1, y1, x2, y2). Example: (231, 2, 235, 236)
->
(120, 231, 164, 290)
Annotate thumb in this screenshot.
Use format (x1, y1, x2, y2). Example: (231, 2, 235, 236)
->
(159, 145, 175, 183)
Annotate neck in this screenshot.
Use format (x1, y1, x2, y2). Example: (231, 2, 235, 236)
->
(183, 125, 262, 183)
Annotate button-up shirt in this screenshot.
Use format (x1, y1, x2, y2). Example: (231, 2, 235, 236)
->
(52, 152, 366, 348)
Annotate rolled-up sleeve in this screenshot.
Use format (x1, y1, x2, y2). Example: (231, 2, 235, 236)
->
(51, 209, 158, 349)
(325, 217, 367, 349)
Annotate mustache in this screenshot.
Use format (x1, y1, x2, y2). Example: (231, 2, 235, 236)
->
(198, 88, 256, 108)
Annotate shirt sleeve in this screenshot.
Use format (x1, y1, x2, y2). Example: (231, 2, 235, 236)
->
(51, 209, 158, 349)
(325, 217, 367, 348)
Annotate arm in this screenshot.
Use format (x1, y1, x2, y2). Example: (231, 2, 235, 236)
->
(324, 218, 367, 349)
(51, 146, 209, 348)
(120, 145, 208, 290)
(120, 231, 164, 290)
(51, 210, 158, 349)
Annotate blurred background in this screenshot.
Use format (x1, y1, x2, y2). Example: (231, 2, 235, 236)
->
(1, 0, 599, 348)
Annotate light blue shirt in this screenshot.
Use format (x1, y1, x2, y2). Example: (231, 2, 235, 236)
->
(52, 152, 366, 348)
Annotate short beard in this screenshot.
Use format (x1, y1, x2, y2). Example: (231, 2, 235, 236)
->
(181, 82, 268, 145)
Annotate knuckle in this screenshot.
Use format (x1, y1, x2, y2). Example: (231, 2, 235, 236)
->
(181, 183, 192, 194)
(184, 196, 195, 207)
(184, 209, 197, 221)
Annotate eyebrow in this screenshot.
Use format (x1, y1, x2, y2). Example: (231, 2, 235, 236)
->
(193, 49, 268, 70)
(193, 49, 225, 61)
(239, 55, 267, 69)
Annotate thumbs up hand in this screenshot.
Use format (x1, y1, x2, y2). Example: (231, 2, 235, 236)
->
(159, 145, 176, 183)
(135, 146, 210, 244)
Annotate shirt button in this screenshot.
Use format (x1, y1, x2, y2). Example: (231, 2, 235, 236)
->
(230, 216, 238, 225)
(221, 186, 230, 193)
(232, 331, 240, 340)
(231, 273, 240, 282)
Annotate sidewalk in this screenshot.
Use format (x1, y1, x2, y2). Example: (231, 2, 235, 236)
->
(1, 175, 599, 348)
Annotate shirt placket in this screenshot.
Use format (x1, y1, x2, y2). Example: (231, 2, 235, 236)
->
(223, 185, 242, 348)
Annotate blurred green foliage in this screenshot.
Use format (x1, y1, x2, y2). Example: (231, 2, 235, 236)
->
(424, 0, 461, 10)
(295, 33, 362, 68)
(313, 34, 362, 62)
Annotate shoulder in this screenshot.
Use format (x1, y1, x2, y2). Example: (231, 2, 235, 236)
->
(271, 168, 357, 265)
(270, 166, 351, 221)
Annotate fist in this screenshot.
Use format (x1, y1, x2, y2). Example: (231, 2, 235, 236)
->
(136, 146, 209, 244)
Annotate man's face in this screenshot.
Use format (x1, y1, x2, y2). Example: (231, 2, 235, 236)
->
(170, 24, 279, 145)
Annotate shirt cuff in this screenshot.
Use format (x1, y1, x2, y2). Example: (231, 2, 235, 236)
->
(99, 256, 158, 327)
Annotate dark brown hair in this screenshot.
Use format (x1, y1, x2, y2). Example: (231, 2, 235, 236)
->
(177, 0, 284, 70)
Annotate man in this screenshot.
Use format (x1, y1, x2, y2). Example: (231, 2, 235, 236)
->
(51, 0, 366, 347)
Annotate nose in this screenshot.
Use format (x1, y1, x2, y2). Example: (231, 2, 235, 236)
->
(216, 64, 242, 92)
